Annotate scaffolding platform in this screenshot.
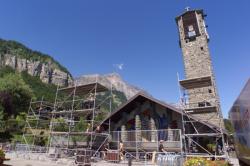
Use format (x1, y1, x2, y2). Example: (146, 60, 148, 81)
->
(184, 133, 222, 137)
(179, 76, 212, 89)
(58, 82, 108, 95)
(47, 80, 113, 165)
(50, 131, 109, 136)
(184, 105, 217, 113)
(50, 109, 94, 115)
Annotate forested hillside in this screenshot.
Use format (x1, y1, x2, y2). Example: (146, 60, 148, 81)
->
(0, 39, 130, 143)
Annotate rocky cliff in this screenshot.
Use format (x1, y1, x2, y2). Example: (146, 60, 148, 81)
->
(0, 39, 72, 86)
(75, 73, 144, 99)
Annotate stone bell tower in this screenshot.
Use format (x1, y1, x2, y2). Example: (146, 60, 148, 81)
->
(176, 8, 224, 128)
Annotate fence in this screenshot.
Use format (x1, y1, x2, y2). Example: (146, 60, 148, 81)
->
(12, 144, 47, 153)
(110, 129, 182, 152)
(75, 149, 93, 165)
(144, 152, 184, 166)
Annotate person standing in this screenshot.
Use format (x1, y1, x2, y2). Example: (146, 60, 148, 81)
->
(119, 141, 125, 160)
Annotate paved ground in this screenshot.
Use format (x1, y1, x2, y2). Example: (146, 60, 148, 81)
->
(4, 158, 59, 166)
(229, 158, 240, 166)
(4, 152, 240, 166)
(4, 153, 146, 166)
(4, 153, 73, 166)
(4, 158, 146, 166)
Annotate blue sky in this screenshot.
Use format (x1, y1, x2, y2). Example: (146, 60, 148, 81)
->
(0, 0, 250, 118)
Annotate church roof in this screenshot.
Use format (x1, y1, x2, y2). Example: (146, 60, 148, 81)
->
(101, 92, 226, 133)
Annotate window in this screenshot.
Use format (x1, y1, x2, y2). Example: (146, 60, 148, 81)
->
(198, 102, 205, 107)
(200, 47, 204, 50)
(198, 102, 211, 107)
(208, 89, 212, 93)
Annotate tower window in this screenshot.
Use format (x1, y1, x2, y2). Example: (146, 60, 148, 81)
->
(208, 89, 212, 93)
(200, 47, 204, 50)
(188, 25, 196, 37)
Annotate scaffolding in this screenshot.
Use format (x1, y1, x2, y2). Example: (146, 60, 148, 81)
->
(22, 98, 53, 152)
(178, 74, 228, 159)
(47, 79, 113, 165)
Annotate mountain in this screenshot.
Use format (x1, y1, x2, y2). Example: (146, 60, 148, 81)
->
(0, 39, 72, 86)
(0, 38, 148, 108)
(75, 73, 144, 99)
(0, 39, 145, 143)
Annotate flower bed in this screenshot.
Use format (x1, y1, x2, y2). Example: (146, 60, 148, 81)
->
(184, 157, 229, 166)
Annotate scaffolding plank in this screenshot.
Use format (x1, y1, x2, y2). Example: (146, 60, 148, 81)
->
(51, 109, 93, 115)
(185, 154, 226, 158)
(179, 76, 212, 89)
(50, 131, 108, 137)
(184, 133, 222, 137)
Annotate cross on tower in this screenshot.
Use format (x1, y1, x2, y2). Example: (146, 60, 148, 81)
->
(185, 7, 190, 11)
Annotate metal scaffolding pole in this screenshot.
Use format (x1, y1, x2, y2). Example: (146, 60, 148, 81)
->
(178, 74, 227, 159)
(46, 78, 113, 165)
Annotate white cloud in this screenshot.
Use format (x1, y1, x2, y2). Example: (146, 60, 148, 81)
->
(113, 63, 124, 70)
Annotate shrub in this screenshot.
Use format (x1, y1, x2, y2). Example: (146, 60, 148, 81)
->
(0, 149, 5, 158)
(184, 157, 229, 166)
(207, 143, 216, 152)
(207, 160, 229, 166)
(184, 157, 209, 166)
(52, 118, 68, 132)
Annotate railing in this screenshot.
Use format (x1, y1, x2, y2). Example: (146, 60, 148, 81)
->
(75, 149, 93, 165)
(15, 144, 48, 153)
(110, 129, 182, 152)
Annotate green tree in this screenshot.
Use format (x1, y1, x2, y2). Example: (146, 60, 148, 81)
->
(224, 119, 234, 134)
(53, 118, 68, 132)
(21, 71, 56, 102)
(74, 117, 87, 132)
(0, 106, 5, 131)
(0, 66, 15, 77)
(34, 131, 47, 146)
(0, 73, 34, 116)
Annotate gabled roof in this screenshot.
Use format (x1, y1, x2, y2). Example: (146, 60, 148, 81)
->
(101, 92, 226, 133)
(111, 92, 182, 119)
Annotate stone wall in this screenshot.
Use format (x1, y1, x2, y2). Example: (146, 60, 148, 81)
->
(177, 11, 224, 128)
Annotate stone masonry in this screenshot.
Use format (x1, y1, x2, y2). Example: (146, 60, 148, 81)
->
(176, 9, 224, 128)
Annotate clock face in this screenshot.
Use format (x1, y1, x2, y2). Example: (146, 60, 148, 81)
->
(182, 11, 200, 39)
